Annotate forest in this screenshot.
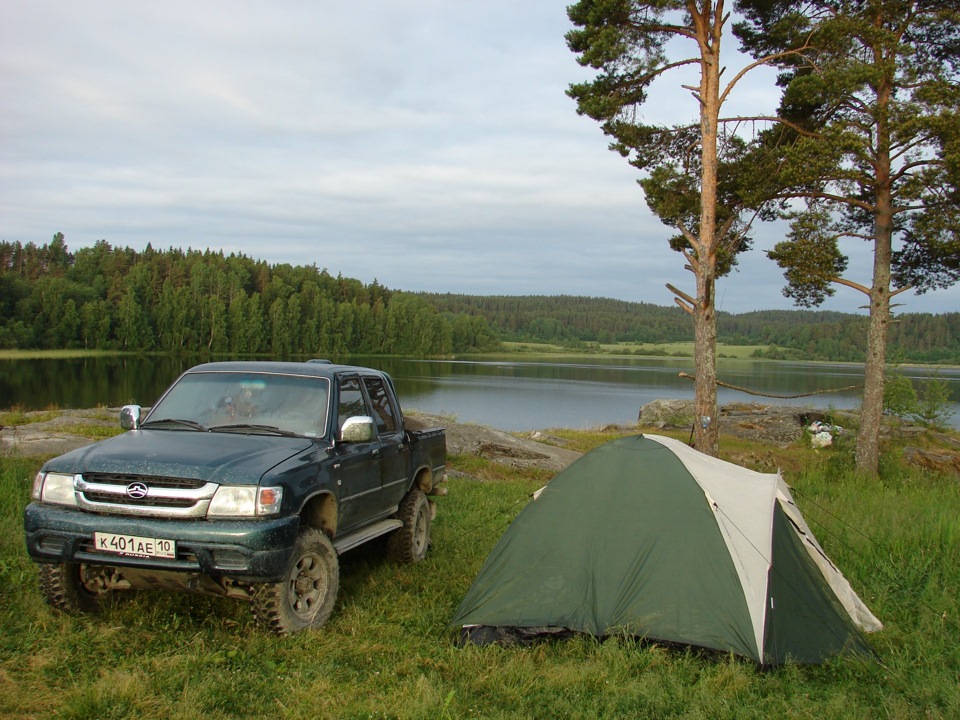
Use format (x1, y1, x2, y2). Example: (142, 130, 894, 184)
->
(1, 235, 957, 364)
(420, 295, 960, 364)
(0, 235, 500, 356)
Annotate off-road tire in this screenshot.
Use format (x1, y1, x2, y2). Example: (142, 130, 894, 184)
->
(38, 562, 115, 613)
(251, 527, 339, 636)
(387, 488, 431, 564)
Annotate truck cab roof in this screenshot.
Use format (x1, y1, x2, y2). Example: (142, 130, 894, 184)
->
(183, 360, 391, 380)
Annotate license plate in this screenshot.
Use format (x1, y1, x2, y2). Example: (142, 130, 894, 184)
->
(93, 532, 176, 559)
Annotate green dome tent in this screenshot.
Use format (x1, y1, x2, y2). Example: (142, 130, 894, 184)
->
(451, 434, 882, 665)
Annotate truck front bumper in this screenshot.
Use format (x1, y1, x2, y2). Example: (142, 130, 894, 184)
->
(23, 502, 300, 583)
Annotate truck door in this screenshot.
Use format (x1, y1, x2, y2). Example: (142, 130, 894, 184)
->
(331, 376, 383, 533)
(362, 375, 410, 513)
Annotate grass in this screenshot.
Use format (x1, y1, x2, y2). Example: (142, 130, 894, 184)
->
(0, 407, 125, 442)
(0, 349, 124, 360)
(499, 341, 770, 359)
(0, 409, 63, 426)
(2, 436, 959, 719)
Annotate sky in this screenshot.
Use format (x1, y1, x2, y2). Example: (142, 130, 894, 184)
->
(2, 1, 958, 316)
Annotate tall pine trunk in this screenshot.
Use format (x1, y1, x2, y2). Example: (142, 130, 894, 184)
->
(691, 4, 721, 456)
(693, 273, 719, 454)
(855, 79, 894, 475)
(856, 181, 893, 475)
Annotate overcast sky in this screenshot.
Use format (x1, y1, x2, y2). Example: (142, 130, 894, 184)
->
(2, 1, 957, 316)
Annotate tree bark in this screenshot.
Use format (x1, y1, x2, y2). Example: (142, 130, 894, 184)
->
(693, 273, 719, 454)
(855, 71, 894, 475)
(856, 183, 893, 475)
(690, 0, 722, 456)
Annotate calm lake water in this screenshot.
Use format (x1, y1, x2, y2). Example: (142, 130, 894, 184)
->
(1, 355, 958, 431)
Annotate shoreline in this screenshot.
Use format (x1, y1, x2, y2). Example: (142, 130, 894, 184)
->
(2, 347, 958, 370)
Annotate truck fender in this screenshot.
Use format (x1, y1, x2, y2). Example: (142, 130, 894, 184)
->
(413, 466, 433, 494)
(299, 491, 337, 540)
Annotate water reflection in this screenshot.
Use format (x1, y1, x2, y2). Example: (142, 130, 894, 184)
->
(1, 355, 957, 431)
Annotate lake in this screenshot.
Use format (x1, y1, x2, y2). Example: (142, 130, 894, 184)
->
(1, 354, 958, 431)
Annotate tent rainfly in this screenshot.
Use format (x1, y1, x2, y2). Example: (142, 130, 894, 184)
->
(451, 434, 882, 665)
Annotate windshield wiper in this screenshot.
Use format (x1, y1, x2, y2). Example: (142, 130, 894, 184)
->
(210, 423, 305, 438)
(140, 418, 209, 432)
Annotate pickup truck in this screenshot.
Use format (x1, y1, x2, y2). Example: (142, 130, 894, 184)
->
(23, 360, 446, 635)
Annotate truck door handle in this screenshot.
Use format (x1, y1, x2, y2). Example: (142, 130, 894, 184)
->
(371, 448, 381, 458)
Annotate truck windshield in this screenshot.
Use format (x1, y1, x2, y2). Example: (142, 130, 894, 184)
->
(147, 372, 330, 438)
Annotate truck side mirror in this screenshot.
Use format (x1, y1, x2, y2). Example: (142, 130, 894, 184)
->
(339, 416, 375, 443)
(120, 405, 142, 430)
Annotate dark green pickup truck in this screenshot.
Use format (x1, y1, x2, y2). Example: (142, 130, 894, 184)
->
(23, 360, 446, 635)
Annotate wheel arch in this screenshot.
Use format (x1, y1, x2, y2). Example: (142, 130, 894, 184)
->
(299, 491, 337, 539)
(413, 465, 433, 494)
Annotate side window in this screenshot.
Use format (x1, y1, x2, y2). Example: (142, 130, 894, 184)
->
(337, 377, 366, 430)
(363, 377, 397, 434)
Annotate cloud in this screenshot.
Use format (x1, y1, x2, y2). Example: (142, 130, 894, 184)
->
(1, 1, 957, 316)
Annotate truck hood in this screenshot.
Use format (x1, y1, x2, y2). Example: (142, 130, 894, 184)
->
(44, 429, 318, 485)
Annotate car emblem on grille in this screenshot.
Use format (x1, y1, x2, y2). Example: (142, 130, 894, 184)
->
(126, 482, 149, 499)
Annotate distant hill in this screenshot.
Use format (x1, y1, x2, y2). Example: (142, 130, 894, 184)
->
(418, 293, 960, 364)
(3, 236, 955, 363)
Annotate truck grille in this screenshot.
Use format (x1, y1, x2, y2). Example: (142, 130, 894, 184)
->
(75, 473, 218, 519)
(83, 473, 208, 491)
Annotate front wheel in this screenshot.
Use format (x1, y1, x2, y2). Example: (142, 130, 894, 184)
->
(38, 563, 119, 613)
(251, 528, 339, 636)
(387, 488, 431, 564)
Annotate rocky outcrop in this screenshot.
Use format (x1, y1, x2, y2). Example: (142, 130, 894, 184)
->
(4, 409, 585, 474)
(0, 408, 117, 458)
(406, 413, 582, 472)
(638, 399, 860, 448)
(4, 405, 957, 476)
(637, 400, 960, 474)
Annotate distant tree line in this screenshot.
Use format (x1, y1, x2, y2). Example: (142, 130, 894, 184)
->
(421, 294, 960, 365)
(3, 236, 956, 364)
(0, 235, 501, 356)
(418, 294, 694, 345)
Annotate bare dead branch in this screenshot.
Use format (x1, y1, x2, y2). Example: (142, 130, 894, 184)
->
(667, 282, 696, 307)
(674, 297, 695, 315)
(678, 372, 863, 398)
(716, 115, 821, 138)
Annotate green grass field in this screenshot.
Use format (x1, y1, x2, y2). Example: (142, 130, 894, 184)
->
(2, 435, 959, 719)
(500, 340, 767, 359)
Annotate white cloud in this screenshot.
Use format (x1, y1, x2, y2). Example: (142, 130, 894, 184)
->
(1, 1, 957, 316)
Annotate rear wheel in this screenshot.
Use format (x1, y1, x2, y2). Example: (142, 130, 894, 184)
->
(38, 563, 118, 613)
(387, 488, 431, 564)
(251, 528, 339, 635)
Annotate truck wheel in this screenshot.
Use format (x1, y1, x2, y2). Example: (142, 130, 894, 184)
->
(388, 488, 431, 564)
(251, 528, 339, 636)
(38, 562, 114, 613)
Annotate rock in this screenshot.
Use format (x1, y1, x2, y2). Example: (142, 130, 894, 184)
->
(407, 413, 582, 472)
(4, 408, 585, 474)
(638, 400, 695, 429)
(0, 408, 117, 458)
(6, 406, 957, 477)
(638, 400, 867, 448)
(526, 431, 567, 447)
(902, 446, 960, 474)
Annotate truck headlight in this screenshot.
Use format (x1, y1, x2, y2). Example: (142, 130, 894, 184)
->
(208, 486, 283, 517)
(33, 472, 79, 507)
